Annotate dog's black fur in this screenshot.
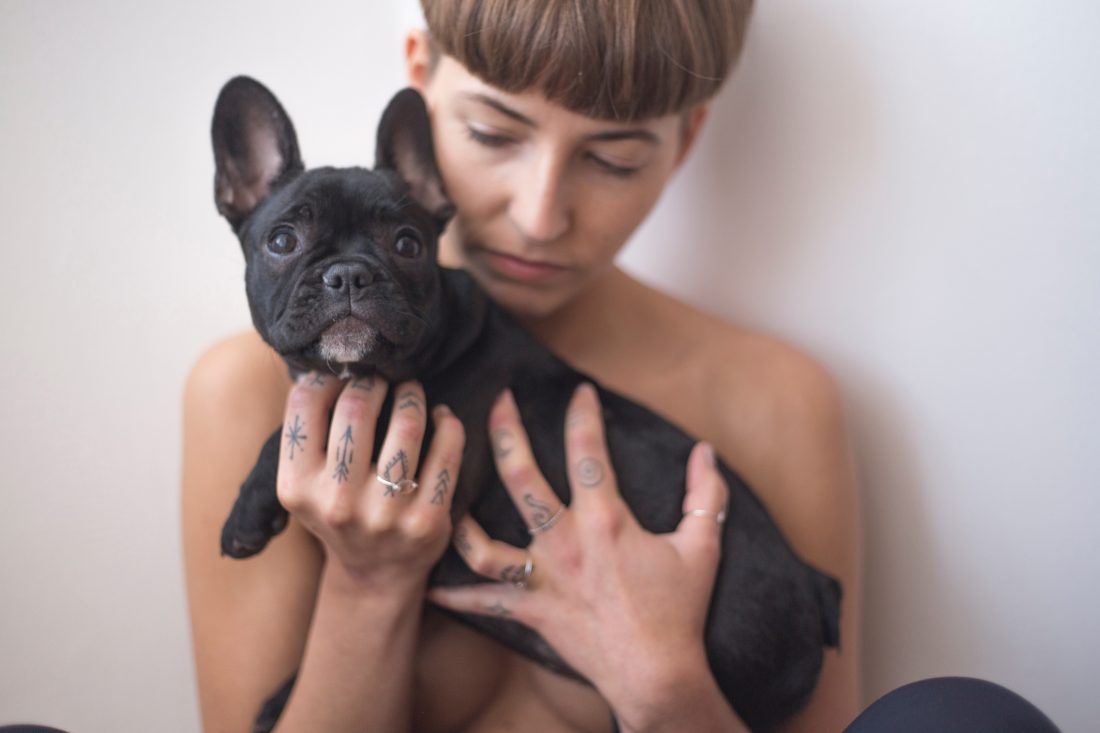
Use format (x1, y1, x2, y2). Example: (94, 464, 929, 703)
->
(211, 76, 841, 733)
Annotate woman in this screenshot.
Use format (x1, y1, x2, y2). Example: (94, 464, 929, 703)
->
(183, 2, 856, 731)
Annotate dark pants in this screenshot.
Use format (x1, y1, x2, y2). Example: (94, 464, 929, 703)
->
(844, 677, 1060, 733)
(1, 677, 1062, 733)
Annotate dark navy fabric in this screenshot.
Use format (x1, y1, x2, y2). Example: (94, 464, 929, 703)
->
(608, 676, 1060, 732)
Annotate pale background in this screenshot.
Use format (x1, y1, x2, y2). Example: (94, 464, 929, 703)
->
(1, 1, 1096, 731)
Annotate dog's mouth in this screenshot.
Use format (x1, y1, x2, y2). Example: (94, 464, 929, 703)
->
(318, 316, 378, 364)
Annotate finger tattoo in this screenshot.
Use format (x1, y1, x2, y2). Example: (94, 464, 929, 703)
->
(308, 373, 326, 386)
(523, 493, 553, 525)
(430, 468, 451, 506)
(487, 601, 512, 618)
(575, 457, 605, 488)
(350, 375, 375, 392)
(381, 450, 410, 497)
(500, 565, 525, 584)
(284, 415, 307, 460)
(491, 428, 514, 458)
(397, 391, 424, 415)
(333, 426, 353, 482)
(453, 526, 473, 555)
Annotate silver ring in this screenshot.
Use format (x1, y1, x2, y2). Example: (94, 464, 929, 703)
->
(377, 474, 419, 496)
(514, 555, 535, 590)
(528, 504, 566, 536)
(683, 508, 727, 525)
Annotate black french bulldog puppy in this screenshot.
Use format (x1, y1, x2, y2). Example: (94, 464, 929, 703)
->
(211, 76, 841, 733)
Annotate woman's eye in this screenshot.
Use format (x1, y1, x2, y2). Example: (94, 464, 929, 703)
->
(589, 154, 641, 178)
(395, 234, 422, 258)
(266, 227, 299, 255)
(466, 126, 513, 148)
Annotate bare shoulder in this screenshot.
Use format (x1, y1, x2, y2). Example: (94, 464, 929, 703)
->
(184, 329, 292, 425)
(637, 286, 858, 576)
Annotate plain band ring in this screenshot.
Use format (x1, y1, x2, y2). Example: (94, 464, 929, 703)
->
(528, 504, 566, 536)
(684, 508, 727, 525)
(377, 475, 419, 496)
(514, 555, 535, 590)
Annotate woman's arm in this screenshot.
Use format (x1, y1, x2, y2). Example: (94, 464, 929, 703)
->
(182, 333, 464, 732)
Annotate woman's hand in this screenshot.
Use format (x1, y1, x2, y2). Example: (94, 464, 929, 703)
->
(428, 383, 738, 731)
(276, 373, 465, 595)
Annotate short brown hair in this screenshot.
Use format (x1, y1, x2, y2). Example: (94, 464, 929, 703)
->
(419, 0, 754, 121)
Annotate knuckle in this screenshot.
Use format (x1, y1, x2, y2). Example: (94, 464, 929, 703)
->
(465, 548, 496, 577)
(320, 494, 356, 528)
(401, 511, 444, 542)
(584, 505, 625, 537)
(337, 391, 379, 423)
(390, 412, 426, 444)
(501, 462, 539, 490)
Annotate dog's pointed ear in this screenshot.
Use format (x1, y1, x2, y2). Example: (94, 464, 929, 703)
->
(375, 88, 454, 230)
(211, 76, 304, 232)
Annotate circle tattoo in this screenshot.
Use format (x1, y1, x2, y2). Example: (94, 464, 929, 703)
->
(575, 457, 605, 488)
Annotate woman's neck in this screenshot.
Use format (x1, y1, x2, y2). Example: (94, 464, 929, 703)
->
(519, 266, 649, 370)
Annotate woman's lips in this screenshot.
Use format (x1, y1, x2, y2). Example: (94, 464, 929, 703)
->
(476, 247, 569, 283)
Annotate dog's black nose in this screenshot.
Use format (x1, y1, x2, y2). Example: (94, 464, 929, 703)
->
(322, 262, 373, 293)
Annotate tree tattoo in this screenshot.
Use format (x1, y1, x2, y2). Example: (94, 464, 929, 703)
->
(523, 493, 553, 525)
(284, 415, 307, 460)
(381, 450, 410, 498)
(575, 457, 605, 488)
(492, 428, 514, 458)
(430, 468, 451, 506)
(333, 426, 353, 482)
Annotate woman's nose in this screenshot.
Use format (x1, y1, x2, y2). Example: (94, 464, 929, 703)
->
(508, 154, 571, 244)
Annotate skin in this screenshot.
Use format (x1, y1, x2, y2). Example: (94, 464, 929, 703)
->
(182, 29, 862, 733)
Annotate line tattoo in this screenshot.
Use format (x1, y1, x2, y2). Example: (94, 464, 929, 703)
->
(284, 415, 307, 460)
(333, 426, 353, 482)
(453, 526, 473, 555)
(487, 601, 512, 618)
(523, 493, 553, 525)
(492, 428, 514, 459)
(381, 450, 410, 497)
(350, 375, 375, 392)
(397, 391, 424, 415)
(309, 373, 326, 386)
(575, 457, 605, 488)
(500, 565, 525, 584)
(430, 468, 451, 506)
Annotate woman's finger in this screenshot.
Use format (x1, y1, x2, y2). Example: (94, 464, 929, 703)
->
(324, 375, 390, 490)
(674, 441, 729, 562)
(451, 515, 532, 586)
(427, 582, 531, 624)
(415, 404, 466, 511)
(276, 372, 354, 508)
(369, 381, 429, 508)
(563, 383, 623, 508)
(489, 389, 568, 536)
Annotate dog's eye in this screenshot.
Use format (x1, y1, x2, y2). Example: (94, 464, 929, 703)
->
(267, 227, 299, 255)
(395, 233, 422, 258)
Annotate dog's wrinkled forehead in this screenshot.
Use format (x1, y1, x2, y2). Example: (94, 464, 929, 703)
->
(243, 166, 429, 245)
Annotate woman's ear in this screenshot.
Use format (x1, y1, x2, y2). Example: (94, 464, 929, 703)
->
(674, 104, 710, 169)
(405, 29, 433, 92)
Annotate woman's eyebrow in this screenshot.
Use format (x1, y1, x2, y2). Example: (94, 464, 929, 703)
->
(460, 91, 660, 145)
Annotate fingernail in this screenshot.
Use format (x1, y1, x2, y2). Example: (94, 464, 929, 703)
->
(700, 442, 716, 466)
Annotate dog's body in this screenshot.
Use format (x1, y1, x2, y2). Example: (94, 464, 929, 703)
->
(212, 77, 841, 732)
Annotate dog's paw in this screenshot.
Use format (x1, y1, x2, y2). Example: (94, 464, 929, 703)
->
(220, 510, 288, 558)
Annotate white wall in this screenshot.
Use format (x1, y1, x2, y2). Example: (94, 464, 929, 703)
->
(0, 2, 1095, 731)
